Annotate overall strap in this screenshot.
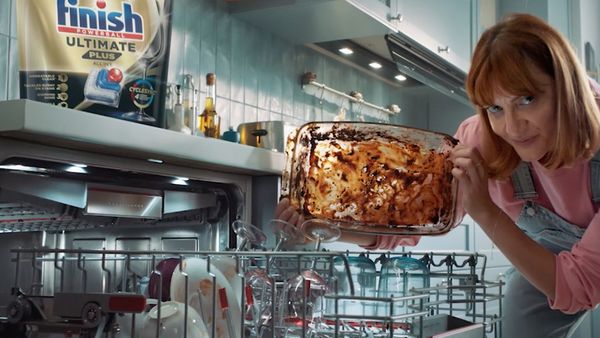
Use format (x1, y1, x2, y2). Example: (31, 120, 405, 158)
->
(591, 151, 600, 203)
(510, 162, 538, 200)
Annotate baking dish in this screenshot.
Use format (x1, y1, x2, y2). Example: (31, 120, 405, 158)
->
(281, 122, 462, 235)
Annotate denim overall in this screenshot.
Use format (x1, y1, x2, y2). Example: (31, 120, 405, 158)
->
(502, 153, 600, 338)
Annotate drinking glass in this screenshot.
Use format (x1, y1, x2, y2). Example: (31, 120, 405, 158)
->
(377, 256, 430, 317)
(332, 253, 377, 318)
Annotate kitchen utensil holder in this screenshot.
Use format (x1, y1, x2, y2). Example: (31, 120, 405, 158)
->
(301, 72, 401, 121)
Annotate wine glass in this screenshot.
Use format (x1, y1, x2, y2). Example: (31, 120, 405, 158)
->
(232, 220, 267, 251)
(244, 269, 275, 338)
(265, 219, 304, 274)
(245, 219, 303, 337)
(268, 219, 304, 251)
(230, 220, 275, 337)
(279, 219, 340, 334)
(301, 219, 341, 253)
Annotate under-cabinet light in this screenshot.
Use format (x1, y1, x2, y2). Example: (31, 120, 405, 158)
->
(66, 165, 87, 174)
(147, 158, 164, 164)
(395, 74, 407, 81)
(338, 47, 354, 55)
(0, 164, 46, 172)
(171, 177, 189, 186)
(369, 62, 382, 69)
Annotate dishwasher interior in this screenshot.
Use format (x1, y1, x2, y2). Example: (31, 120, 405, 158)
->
(0, 139, 503, 338)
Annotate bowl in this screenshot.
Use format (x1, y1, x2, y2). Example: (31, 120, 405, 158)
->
(115, 312, 146, 338)
(139, 301, 209, 338)
(170, 257, 242, 338)
(148, 257, 180, 301)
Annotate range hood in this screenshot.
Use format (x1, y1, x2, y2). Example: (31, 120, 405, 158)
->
(225, 0, 469, 104)
(385, 33, 469, 105)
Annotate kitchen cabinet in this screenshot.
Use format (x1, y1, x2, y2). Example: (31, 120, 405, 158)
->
(227, 0, 476, 73)
(339, 0, 476, 73)
(390, 0, 475, 72)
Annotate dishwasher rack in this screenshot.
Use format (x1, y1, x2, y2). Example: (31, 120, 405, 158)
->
(1, 248, 503, 338)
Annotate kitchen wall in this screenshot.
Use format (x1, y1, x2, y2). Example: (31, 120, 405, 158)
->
(496, 0, 600, 69)
(0, 0, 474, 135)
(0, 0, 16, 103)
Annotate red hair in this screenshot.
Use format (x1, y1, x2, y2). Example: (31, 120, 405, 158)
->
(466, 13, 600, 178)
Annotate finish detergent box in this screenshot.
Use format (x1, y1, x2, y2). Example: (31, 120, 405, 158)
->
(17, 0, 173, 127)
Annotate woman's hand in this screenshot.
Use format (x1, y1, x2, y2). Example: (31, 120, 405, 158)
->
(450, 144, 496, 220)
(274, 197, 305, 230)
(274, 198, 374, 246)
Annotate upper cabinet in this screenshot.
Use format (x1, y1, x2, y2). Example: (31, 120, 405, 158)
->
(225, 0, 397, 44)
(225, 0, 477, 107)
(225, 0, 477, 72)
(382, 0, 476, 72)
(495, 0, 600, 73)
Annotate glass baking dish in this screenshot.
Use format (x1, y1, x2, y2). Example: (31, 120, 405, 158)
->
(281, 122, 462, 236)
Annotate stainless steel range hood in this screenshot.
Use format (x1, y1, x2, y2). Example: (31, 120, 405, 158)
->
(225, 0, 469, 104)
(385, 33, 469, 105)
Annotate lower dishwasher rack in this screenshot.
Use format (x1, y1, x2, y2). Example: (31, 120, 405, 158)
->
(1, 248, 504, 338)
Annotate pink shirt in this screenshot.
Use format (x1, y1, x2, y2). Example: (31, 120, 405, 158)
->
(454, 115, 600, 314)
(363, 81, 600, 313)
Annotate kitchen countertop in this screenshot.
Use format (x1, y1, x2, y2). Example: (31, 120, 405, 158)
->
(0, 100, 285, 176)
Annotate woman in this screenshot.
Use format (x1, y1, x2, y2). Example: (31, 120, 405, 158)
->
(450, 13, 600, 337)
(277, 13, 600, 337)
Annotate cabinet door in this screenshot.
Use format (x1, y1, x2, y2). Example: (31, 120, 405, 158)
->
(389, 0, 475, 72)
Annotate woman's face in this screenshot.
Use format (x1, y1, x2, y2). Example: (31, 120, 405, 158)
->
(484, 70, 557, 162)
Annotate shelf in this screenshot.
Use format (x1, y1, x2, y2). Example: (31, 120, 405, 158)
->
(0, 100, 285, 176)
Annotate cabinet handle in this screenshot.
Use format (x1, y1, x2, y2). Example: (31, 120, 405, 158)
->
(387, 13, 403, 22)
(438, 45, 450, 53)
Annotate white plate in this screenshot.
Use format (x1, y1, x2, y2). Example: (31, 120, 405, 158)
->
(170, 257, 242, 338)
(211, 255, 243, 306)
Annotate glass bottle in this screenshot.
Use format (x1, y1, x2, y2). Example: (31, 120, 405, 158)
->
(182, 74, 196, 135)
(173, 85, 184, 133)
(199, 73, 221, 138)
(165, 83, 176, 131)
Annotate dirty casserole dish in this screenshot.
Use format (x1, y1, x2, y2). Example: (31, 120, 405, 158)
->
(281, 122, 463, 236)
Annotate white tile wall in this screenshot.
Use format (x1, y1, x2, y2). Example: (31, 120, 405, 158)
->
(7, 38, 17, 100)
(0, 36, 7, 100)
(9, 0, 15, 38)
(0, 0, 9, 36)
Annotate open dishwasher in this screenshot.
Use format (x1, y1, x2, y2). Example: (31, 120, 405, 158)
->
(0, 101, 503, 337)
